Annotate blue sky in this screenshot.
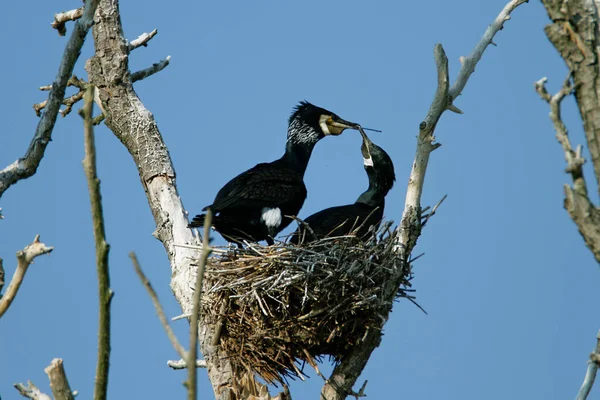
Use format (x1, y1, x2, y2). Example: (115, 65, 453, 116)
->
(1, 0, 598, 399)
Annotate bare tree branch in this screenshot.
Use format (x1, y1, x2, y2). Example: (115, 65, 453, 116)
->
(0, 235, 54, 318)
(449, 0, 530, 100)
(534, 75, 584, 183)
(0, 257, 4, 295)
(44, 358, 76, 400)
(33, 27, 165, 118)
(421, 194, 448, 227)
(81, 85, 112, 400)
(322, 1, 528, 398)
(576, 330, 600, 400)
(128, 29, 158, 51)
(168, 359, 207, 370)
(535, 74, 600, 263)
(34, 75, 88, 117)
(0, 0, 100, 200)
(187, 211, 212, 400)
(14, 381, 52, 400)
(34, 51, 168, 118)
(33, 56, 168, 118)
(130, 252, 187, 359)
(52, 6, 84, 36)
(130, 56, 171, 82)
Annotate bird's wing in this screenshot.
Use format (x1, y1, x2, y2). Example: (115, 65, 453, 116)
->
(207, 164, 306, 211)
(303, 204, 358, 230)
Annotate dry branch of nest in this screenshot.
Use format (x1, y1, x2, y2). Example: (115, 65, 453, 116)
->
(199, 222, 414, 385)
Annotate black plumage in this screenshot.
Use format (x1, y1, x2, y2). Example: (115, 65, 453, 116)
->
(189, 101, 359, 246)
(289, 129, 395, 244)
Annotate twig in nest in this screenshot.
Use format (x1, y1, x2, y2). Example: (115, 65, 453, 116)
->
(303, 348, 325, 380)
(200, 223, 412, 384)
(173, 243, 228, 255)
(212, 295, 230, 346)
(287, 215, 316, 245)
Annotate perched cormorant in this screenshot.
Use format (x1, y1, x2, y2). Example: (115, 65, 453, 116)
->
(289, 129, 395, 244)
(189, 101, 359, 246)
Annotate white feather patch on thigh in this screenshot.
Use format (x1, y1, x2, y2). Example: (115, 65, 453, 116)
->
(261, 207, 282, 228)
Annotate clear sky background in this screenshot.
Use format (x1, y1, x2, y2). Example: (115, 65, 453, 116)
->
(1, 1, 598, 399)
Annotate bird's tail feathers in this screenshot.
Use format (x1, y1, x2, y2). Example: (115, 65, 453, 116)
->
(188, 213, 212, 228)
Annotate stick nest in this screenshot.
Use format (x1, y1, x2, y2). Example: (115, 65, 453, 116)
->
(201, 222, 414, 385)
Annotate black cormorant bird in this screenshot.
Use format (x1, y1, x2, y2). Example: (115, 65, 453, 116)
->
(289, 129, 395, 244)
(189, 101, 359, 246)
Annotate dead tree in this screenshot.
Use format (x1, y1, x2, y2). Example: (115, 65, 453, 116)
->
(86, 0, 527, 398)
(0, 0, 529, 398)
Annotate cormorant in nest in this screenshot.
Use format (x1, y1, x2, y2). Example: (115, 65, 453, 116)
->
(189, 101, 359, 246)
(289, 128, 395, 244)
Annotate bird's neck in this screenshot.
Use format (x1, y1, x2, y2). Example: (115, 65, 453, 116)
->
(278, 140, 318, 175)
(356, 168, 387, 206)
(356, 185, 386, 207)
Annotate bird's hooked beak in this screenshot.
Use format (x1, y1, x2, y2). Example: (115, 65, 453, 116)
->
(320, 115, 360, 136)
(358, 126, 374, 167)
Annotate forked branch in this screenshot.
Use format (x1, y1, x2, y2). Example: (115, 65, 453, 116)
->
(534, 75, 600, 263)
(16, 358, 77, 400)
(322, 1, 528, 398)
(0, 0, 100, 200)
(14, 381, 52, 400)
(0, 235, 54, 318)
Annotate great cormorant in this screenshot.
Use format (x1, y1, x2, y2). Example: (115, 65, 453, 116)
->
(289, 129, 395, 244)
(189, 101, 359, 246)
